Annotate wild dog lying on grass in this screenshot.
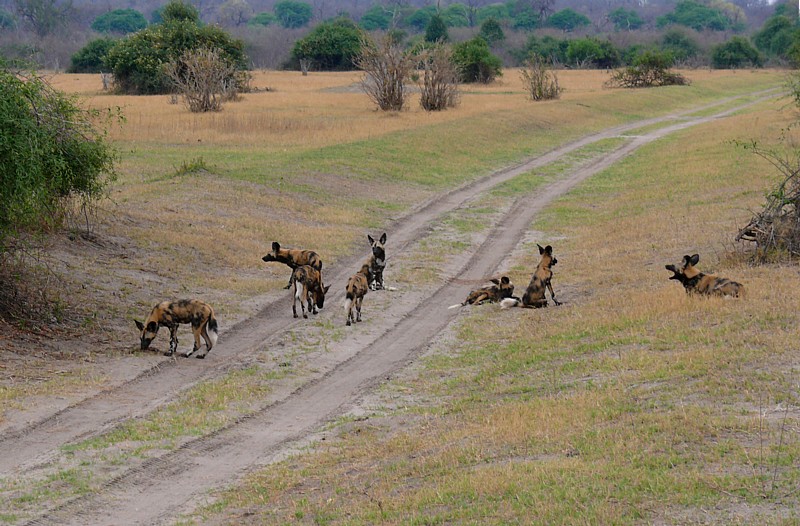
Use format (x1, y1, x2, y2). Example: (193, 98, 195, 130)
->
(134, 299, 218, 358)
(501, 244, 562, 308)
(665, 254, 743, 297)
(345, 261, 373, 326)
(262, 241, 322, 289)
(291, 265, 331, 318)
(449, 276, 515, 309)
(367, 233, 387, 290)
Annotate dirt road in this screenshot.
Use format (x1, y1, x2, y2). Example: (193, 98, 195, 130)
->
(3, 91, 777, 525)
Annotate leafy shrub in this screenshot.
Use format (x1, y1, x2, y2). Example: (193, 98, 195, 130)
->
(104, 0, 247, 95)
(606, 50, 690, 88)
(657, 0, 730, 31)
(452, 36, 502, 83)
(608, 7, 643, 31)
(662, 29, 700, 63)
(91, 8, 148, 34)
(360, 4, 392, 30)
(291, 17, 362, 71)
(68, 38, 117, 73)
(566, 38, 620, 69)
(711, 37, 762, 68)
(0, 62, 117, 251)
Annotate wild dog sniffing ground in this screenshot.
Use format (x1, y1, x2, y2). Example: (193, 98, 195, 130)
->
(0, 70, 792, 525)
(188, 94, 800, 524)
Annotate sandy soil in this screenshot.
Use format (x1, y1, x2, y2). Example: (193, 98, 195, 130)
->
(0, 91, 778, 525)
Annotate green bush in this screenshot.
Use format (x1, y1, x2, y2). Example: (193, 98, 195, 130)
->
(452, 37, 502, 83)
(104, 1, 247, 95)
(91, 8, 148, 34)
(657, 0, 730, 31)
(711, 36, 763, 68)
(547, 8, 590, 32)
(68, 38, 117, 73)
(479, 17, 505, 45)
(360, 4, 392, 31)
(291, 18, 363, 70)
(0, 62, 117, 249)
(424, 13, 449, 43)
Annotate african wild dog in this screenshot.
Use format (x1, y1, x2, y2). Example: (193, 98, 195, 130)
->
(291, 265, 331, 319)
(345, 261, 373, 326)
(501, 244, 562, 308)
(367, 233, 387, 290)
(134, 299, 218, 358)
(665, 254, 743, 297)
(262, 241, 323, 289)
(448, 276, 515, 309)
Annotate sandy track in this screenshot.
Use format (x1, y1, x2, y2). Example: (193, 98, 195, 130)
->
(5, 91, 777, 525)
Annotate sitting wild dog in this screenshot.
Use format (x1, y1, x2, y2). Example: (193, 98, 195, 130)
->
(449, 276, 515, 309)
(367, 233, 387, 290)
(345, 262, 373, 326)
(262, 241, 322, 289)
(501, 244, 562, 308)
(134, 299, 218, 358)
(665, 254, 743, 298)
(291, 265, 331, 318)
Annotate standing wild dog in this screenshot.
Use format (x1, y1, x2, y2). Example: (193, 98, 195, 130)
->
(367, 233, 387, 290)
(448, 276, 515, 309)
(665, 254, 743, 297)
(291, 265, 331, 318)
(134, 299, 218, 358)
(501, 244, 562, 308)
(262, 241, 323, 289)
(345, 262, 373, 325)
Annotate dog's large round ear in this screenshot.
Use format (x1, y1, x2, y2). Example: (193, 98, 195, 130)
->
(135, 320, 144, 331)
(689, 254, 700, 266)
(537, 244, 544, 254)
(368, 234, 375, 244)
(490, 278, 500, 285)
(380, 233, 387, 245)
(324, 284, 331, 294)
(544, 245, 553, 254)
(501, 276, 510, 284)
(271, 241, 280, 252)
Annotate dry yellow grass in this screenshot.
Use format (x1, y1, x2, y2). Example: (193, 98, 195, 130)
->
(49, 69, 779, 149)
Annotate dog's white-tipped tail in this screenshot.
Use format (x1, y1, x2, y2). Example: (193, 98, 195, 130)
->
(344, 298, 352, 313)
(500, 298, 520, 309)
(448, 303, 462, 310)
(207, 318, 219, 347)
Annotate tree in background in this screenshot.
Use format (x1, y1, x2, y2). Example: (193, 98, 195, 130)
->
(662, 29, 700, 63)
(104, 0, 247, 95)
(291, 17, 362, 70)
(67, 37, 117, 73)
(360, 4, 392, 30)
(548, 8, 590, 32)
(608, 7, 643, 31)
(13, 0, 73, 37)
(274, 0, 313, 29)
(217, 0, 253, 27)
(452, 36, 502, 83)
(657, 0, 731, 31)
(711, 36, 763, 68)
(91, 8, 147, 35)
(753, 14, 797, 59)
(424, 13, 449, 43)
(479, 17, 505, 46)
